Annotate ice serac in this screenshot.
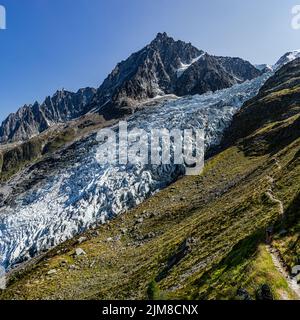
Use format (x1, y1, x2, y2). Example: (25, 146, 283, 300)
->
(0, 71, 271, 270)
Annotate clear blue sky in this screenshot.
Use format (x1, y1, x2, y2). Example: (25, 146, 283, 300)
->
(0, 0, 299, 121)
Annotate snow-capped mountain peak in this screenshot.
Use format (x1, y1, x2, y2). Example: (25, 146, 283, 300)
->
(0, 71, 272, 270)
(0, 33, 261, 143)
(274, 49, 300, 70)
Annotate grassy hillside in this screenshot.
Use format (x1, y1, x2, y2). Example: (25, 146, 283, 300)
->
(1, 135, 299, 300)
(1, 61, 300, 300)
(0, 114, 114, 182)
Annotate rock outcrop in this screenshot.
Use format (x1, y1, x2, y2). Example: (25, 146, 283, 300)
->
(0, 88, 96, 143)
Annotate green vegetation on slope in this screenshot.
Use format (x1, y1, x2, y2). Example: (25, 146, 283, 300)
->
(1, 134, 300, 300)
(0, 114, 114, 182)
(1, 61, 300, 300)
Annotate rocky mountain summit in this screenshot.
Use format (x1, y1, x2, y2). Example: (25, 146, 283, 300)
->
(1, 31, 300, 300)
(0, 32, 261, 143)
(93, 32, 261, 118)
(2, 57, 300, 300)
(0, 88, 96, 143)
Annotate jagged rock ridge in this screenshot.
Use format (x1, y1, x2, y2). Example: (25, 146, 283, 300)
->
(0, 32, 261, 143)
(0, 88, 96, 143)
(93, 32, 261, 118)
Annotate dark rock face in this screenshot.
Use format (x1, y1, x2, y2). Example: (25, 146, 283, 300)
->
(236, 288, 252, 300)
(94, 33, 261, 119)
(221, 58, 300, 149)
(215, 56, 262, 82)
(0, 103, 48, 144)
(39, 88, 96, 123)
(0, 32, 261, 142)
(93, 32, 204, 118)
(175, 54, 237, 96)
(255, 284, 274, 300)
(175, 55, 261, 96)
(0, 88, 96, 143)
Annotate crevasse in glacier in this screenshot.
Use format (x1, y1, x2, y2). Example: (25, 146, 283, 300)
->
(0, 72, 271, 270)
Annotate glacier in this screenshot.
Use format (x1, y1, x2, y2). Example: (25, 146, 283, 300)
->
(0, 71, 272, 270)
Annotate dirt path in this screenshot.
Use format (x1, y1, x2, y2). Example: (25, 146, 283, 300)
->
(265, 170, 300, 300)
(265, 190, 284, 215)
(267, 245, 300, 299)
(265, 175, 284, 216)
